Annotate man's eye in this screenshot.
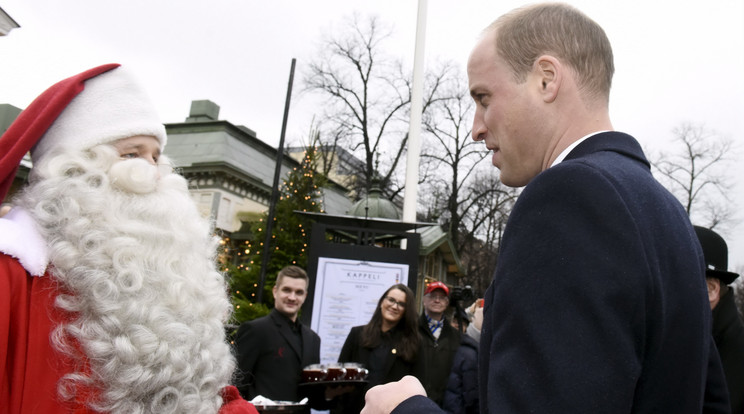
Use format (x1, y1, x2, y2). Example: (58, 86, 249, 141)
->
(473, 93, 489, 107)
(121, 153, 138, 159)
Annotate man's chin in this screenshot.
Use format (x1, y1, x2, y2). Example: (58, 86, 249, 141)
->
(279, 306, 299, 316)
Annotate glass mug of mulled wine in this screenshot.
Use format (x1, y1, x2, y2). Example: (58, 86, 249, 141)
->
(342, 362, 369, 381)
(324, 362, 347, 381)
(301, 364, 328, 383)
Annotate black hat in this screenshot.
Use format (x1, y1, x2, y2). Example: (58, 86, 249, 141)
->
(693, 226, 740, 285)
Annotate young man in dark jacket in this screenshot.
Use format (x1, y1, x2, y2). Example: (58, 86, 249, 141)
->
(235, 266, 321, 402)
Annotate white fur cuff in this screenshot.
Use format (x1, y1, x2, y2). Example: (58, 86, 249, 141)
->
(0, 207, 49, 276)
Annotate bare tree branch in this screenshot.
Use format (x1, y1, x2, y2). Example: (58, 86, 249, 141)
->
(650, 122, 739, 231)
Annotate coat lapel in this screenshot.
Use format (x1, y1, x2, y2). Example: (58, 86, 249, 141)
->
(271, 311, 302, 362)
(299, 325, 315, 365)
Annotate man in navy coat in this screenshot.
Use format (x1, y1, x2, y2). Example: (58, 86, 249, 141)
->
(235, 266, 321, 403)
(361, 3, 729, 414)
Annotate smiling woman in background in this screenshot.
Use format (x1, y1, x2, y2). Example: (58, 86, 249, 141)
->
(332, 283, 420, 413)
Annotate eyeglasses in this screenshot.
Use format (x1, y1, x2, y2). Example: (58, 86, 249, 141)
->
(384, 296, 407, 309)
(425, 293, 449, 302)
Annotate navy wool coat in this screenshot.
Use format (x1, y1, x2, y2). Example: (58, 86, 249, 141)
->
(391, 132, 730, 414)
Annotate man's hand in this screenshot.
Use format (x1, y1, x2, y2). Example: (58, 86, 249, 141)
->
(360, 376, 426, 414)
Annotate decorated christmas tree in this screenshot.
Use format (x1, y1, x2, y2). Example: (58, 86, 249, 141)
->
(226, 145, 327, 325)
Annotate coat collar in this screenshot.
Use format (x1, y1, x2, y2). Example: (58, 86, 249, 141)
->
(564, 131, 650, 169)
(712, 289, 744, 341)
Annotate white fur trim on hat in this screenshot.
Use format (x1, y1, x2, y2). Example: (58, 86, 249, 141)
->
(31, 66, 167, 164)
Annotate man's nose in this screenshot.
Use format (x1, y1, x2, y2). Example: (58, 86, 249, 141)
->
(145, 155, 158, 166)
(472, 117, 487, 141)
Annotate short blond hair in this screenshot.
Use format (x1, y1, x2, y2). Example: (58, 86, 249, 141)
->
(487, 3, 614, 104)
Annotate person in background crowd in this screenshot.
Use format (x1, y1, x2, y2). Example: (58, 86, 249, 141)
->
(442, 299, 483, 414)
(465, 299, 483, 345)
(0, 64, 256, 413)
(695, 225, 744, 414)
(413, 281, 461, 407)
(443, 306, 465, 333)
(333, 284, 420, 413)
(235, 266, 320, 404)
(360, 3, 729, 413)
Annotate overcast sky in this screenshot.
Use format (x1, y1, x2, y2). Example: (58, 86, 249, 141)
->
(1, 0, 743, 268)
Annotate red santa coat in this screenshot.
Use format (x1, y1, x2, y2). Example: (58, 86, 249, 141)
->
(0, 254, 76, 413)
(0, 209, 257, 414)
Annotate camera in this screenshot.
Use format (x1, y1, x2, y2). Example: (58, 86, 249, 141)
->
(450, 285, 474, 304)
(449, 285, 475, 333)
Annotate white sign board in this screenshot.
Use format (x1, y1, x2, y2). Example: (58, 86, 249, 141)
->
(310, 257, 409, 364)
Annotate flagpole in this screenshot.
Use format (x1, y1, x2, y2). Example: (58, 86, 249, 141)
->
(401, 0, 428, 250)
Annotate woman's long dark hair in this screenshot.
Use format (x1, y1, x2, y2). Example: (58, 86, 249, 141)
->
(361, 284, 420, 362)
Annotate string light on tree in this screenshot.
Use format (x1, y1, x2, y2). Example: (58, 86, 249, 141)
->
(225, 144, 327, 325)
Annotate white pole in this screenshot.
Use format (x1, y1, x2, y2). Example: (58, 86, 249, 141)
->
(402, 0, 428, 224)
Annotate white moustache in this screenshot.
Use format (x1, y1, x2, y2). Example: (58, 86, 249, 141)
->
(108, 158, 171, 194)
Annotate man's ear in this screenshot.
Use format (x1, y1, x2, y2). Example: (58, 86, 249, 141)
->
(706, 277, 721, 308)
(534, 55, 561, 103)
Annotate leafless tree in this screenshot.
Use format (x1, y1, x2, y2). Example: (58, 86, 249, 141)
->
(418, 70, 515, 250)
(650, 122, 739, 232)
(303, 14, 520, 295)
(303, 14, 449, 200)
(410, 66, 524, 294)
(293, 120, 359, 192)
(299, 119, 334, 178)
(454, 166, 519, 295)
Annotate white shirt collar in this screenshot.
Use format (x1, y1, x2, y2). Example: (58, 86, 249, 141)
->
(550, 130, 610, 168)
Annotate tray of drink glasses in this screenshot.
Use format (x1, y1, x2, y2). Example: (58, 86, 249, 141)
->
(298, 362, 369, 404)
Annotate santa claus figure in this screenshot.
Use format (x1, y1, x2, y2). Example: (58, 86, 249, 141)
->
(0, 64, 257, 414)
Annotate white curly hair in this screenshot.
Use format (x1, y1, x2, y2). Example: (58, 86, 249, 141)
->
(16, 144, 236, 413)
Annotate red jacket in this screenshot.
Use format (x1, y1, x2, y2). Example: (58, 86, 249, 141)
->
(0, 253, 257, 414)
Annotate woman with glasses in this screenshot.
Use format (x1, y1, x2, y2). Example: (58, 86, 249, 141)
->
(333, 283, 420, 413)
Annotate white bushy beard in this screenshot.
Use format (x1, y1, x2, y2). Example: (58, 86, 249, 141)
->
(16, 145, 235, 414)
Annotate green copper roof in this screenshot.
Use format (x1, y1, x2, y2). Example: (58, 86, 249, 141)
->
(347, 186, 401, 220)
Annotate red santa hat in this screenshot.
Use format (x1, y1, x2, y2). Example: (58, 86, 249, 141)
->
(0, 63, 167, 202)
